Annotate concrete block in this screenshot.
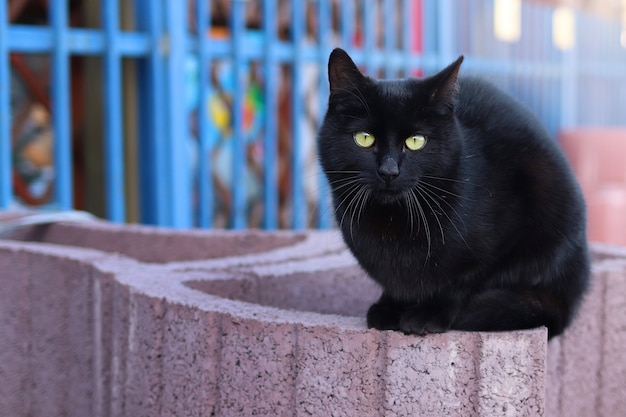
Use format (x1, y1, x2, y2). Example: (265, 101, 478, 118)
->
(0, 247, 35, 416)
(547, 269, 605, 417)
(598, 264, 626, 416)
(2, 220, 625, 417)
(219, 317, 298, 416)
(121, 291, 167, 417)
(159, 304, 221, 417)
(294, 325, 387, 416)
(383, 329, 546, 417)
(546, 251, 626, 417)
(0, 242, 106, 417)
(4, 219, 344, 266)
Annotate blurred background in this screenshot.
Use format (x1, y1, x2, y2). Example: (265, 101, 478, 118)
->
(1, 0, 626, 242)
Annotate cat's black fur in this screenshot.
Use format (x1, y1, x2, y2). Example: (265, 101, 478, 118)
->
(318, 48, 589, 338)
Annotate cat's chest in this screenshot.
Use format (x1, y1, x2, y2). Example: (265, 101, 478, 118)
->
(347, 210, 441, 293)
(359, 205, 429, 243)
(350, 207, 432, 261)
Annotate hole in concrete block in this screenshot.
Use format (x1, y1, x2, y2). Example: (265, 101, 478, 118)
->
(5, 222, 306, 263)
(185, 266, 381, 318)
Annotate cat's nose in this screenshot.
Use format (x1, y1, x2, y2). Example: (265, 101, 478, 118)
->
(378, 157, 400, 183)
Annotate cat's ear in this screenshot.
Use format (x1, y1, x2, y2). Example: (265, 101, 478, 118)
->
(428, 56, 464, 111)
(328, 48, 365, 93)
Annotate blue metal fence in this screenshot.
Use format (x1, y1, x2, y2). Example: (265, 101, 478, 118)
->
(2, 0, 626, 229)
(0, 0, 8, 210)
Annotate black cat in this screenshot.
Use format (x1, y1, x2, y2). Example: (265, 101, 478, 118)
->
(318, 48, 589, 338)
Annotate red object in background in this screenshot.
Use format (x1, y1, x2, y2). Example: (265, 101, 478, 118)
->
(560, 128, 626, 246)
(411, 0, 424, 77)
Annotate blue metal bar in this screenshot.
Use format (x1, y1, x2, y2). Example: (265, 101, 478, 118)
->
(165, 0, 191, 228)
(421, 0, 438, 71)
(50, 0, 73, 209)
(150, 1, 169, 226)
(384, 0, 396, 78)
(436, 0, 455, 68)
(291, 0, 306, 229)
(196, 0, 214, 228)
(340, 0, 354, 48)
(263, 0, 279, 229)
(0, 0, 11, 208)
(402, 0, 413, 77)
(134, 0, 152, 223)
(135, 0, 168, 225)
(102, 0, 125, 222)
(363, 0, 376, 74)
(231, 0, 247, 229)
(470, 0, 482, 60)
(7, 26, 150, 56)
(316, 0, 332, 229)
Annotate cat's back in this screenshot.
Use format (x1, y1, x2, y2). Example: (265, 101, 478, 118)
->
(455, 75, 568, 167)
(455, 76, 545, 138)
(455, 75, 585, 228)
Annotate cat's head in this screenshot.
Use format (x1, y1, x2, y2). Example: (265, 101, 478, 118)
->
(318, 48, 464, 206)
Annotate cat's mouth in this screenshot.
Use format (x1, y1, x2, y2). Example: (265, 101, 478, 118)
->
(374, 187, 405, 204)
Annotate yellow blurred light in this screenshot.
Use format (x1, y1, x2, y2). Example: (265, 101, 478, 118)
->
(623, 0, 626, 48)
(494, 0, 522, 43)
(553, 7, 576, 51)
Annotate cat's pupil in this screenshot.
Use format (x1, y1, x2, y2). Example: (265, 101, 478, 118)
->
(406, 135, 426, 151)
(354, 131, 375, 148)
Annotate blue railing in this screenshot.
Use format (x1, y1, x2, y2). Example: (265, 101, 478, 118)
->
(2, 0, 626, 229)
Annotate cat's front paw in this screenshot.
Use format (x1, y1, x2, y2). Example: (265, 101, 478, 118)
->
(398, 308, 452, 336)
(366, 301, 402, 331)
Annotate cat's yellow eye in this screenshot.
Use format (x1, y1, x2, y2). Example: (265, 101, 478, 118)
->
(353, 131, 375, 148)
(405, 134, 427, 151)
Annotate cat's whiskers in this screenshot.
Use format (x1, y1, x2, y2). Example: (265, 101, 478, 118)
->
(334, 181, 363, 227)
(356, 188, 371, 227)
(336, 191, 357, 232)
(323, 170, 362, 175)
(419, 181, 469, 236)
(421, 174, 470, 183)
(326, 170, 373, 245)
(336, 183, 370, 245)
(403, 191, 415, 238)
(305, 171, 364, 226)
(323, 171, 360, 188)
(413, 186, 446, 244)
(334, 180, 360, 211)
(419, 180, 466, 201)
(349, 186, 370, 244)
(329, 177, 361, 192)
(406, 189, 425, 241)
(421, 175, 493, 198)
(409, 188, 432, 265)
(307, 171, 360, 192)
(416, 182, 474, 255)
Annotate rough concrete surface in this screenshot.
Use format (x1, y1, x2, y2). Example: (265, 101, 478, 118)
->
(1, 219, 625, 416)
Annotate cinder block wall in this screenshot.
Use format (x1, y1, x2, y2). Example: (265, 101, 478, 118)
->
(1, 220, 624, 417)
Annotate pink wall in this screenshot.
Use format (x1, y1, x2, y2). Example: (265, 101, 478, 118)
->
(560, 129, 626, 246)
